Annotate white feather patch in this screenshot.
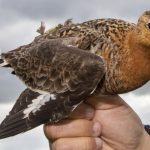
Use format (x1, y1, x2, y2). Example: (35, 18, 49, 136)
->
(23, 93, 56, 118)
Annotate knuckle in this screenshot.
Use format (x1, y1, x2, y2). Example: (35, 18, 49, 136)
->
(84, 138, 96, 149)
(52, 138, 98, 150)
(52, 139, 69, 150)
(51, 125, 63, 138)
(43, 124, 51, 138)
(44, 124, 63, 140)
(84, 106, 95, 119)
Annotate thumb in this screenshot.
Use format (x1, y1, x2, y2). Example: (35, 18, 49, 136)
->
(85, 95, 128, 110)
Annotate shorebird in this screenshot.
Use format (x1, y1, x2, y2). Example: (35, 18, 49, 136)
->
(36, 21, 46, 35)
(0, 11, 150, 139)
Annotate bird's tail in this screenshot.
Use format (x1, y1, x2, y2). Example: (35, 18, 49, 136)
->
(0, 112, 30, 139)
(0, 89, 42, 139)
(0, 88, 84, 139)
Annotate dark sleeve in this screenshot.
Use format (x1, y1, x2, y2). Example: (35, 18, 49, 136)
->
(144, 125, 150, 135)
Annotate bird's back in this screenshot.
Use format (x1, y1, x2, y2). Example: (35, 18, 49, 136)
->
(41, 18, 136, 94)
(9, 18, 136, 94)
(43, 18, 135, 52)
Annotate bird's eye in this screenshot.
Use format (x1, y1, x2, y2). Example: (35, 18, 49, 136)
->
(146, 23, 150, 29)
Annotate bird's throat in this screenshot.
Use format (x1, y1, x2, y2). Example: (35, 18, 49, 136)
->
(100, 31, 150, 94)
(122, 31, 150, 92)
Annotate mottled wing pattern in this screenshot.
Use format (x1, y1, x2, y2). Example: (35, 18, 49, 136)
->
(1, 39, 104, 93)
(44, 18, 135, 52)
(0, 40, 105, 139)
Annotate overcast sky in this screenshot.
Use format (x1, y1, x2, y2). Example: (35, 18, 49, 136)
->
(0, 0, 150, 150)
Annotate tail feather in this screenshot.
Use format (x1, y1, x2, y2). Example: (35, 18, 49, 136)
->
(1, 111, 24, 127)
(0, 118, 25, 133)
(0, 121, 27, 139)
(0, 111, 35, 139)
(0, 89, 42, 139)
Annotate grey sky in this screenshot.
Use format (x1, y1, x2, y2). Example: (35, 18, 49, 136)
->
(0, 0, 150, 150)
(0, 0, 150, 103)
(0, 0, 149, 26)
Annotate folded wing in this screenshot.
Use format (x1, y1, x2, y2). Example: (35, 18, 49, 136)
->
(0, 39, 105, 139)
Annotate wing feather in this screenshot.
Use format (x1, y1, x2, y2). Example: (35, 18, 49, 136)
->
(2, 39, 105, 94)
(0, 39, 105, 139)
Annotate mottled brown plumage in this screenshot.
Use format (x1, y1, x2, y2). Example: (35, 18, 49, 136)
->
(1, 11, 150, 139)
(2, 40, 104, 94)
(42, 11, 150, 94)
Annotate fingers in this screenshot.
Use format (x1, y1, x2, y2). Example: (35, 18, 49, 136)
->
(44, 119, 101, 140)
(51, 137, 102, 150)
(70, 102, 95, 120)
(44, 102, 101, 150)
(86, 95, 126, 110)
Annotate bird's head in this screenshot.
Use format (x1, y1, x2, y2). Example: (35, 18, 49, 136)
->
(136, 11, 150, 47)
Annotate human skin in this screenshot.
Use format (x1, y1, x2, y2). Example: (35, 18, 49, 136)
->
(44, 95, 150, 150)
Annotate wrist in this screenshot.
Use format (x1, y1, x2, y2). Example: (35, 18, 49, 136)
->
(138, 131, 150, 150)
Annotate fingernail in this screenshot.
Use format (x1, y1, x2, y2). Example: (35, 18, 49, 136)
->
(95, 138, 102, 150)
(93, 122, 101, 136)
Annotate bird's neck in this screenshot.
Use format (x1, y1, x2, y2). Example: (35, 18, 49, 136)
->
(125, 30, 150, 88)
(99, 29, 150, 94)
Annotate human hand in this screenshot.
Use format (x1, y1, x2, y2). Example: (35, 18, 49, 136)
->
(44, 95, 150, 150)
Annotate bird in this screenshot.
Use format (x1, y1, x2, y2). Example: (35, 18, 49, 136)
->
(0, 10, 150, 139)
(36, 21, 46, 35)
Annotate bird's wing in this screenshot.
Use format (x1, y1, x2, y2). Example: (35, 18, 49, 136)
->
(0, 89, 40, 139)
(1, 39, 105, 93)
(6, 89, 40, 116)
(0, 39, 105, 139)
